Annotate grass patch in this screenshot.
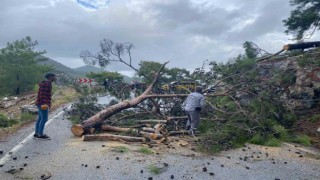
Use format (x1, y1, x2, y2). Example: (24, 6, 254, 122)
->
(0, 114, 18, 128)
(20, 113, 36, 122)
(137, 147, 153, 155)
(147, 165, 161, 175)
(309, 114, 320, 123)
(51, 87, 78, 109)
(112, 146, 129, 153)
(265, 138, 282, 147)
(273, 125, 288, 141)
(292, 135, 311, 146)
(250, 134, 265, 145)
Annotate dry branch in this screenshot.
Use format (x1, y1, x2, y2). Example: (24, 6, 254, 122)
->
(135, 120, 167, 124)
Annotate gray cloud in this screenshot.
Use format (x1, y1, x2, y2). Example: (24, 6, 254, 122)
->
(0, 0, 307, 75)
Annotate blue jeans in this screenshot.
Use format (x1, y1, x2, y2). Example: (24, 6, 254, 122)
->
(35, 105, 49, 135)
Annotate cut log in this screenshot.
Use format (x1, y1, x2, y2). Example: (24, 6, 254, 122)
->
(71, 62, 169, 136)
(101, 125, 134, 132)
(83, 133, 146, 142)
(135, 120, 167, 124)
(71, 124, 85, 137)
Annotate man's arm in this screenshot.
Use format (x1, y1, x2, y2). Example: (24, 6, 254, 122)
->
(200, 95, 205, 107)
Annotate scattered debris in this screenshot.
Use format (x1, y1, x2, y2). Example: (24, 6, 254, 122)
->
(203, 167, 207, 172)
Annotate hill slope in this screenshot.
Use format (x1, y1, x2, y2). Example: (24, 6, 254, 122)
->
(37, 56, 133, 81)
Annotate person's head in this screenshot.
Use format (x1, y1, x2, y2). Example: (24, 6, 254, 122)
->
(45, 73, 57, 82)
(195, 86, 203, 93)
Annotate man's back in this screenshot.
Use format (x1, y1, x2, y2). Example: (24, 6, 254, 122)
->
(184, 92, 205, 111)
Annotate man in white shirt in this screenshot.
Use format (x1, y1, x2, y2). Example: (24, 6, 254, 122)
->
(184, 86, 205, 136)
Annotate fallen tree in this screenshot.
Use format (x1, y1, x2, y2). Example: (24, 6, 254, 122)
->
(71, 62, 169, 136)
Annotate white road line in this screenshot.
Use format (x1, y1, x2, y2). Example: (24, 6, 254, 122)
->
(0, 105, 71, 166)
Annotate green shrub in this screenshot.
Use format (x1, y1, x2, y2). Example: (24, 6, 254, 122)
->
(198, 120, 211, 134)
(309, 115, 320, 123)
(282, 113, 297, 128)
(273, 125, 288, 140)
(0, 114, 18, 128)
(20, 113, 36, 122)
(0, 114, 9, 127)
(250, 134, 265, 145)
(297, 55, 313, 67)
(292, 135, 311, 146)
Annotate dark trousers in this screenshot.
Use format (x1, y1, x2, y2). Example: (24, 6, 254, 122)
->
(185, 110, 200, 130)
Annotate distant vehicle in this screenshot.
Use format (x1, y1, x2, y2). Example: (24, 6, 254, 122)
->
(203, 85, 216, 94)
(129, 82, 147, 90)
(161, 80, 199, 93)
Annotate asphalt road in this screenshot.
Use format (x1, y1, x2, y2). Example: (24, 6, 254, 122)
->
(0, 105, 320, 180)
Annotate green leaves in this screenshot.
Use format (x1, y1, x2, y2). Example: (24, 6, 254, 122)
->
(0, 37, 52, 96)
(283, 0, 320, 39)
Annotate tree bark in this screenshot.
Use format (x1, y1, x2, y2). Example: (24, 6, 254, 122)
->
(101, 125, 136, 133)
(83, 133, 146, 142)
(71, 62, 169, 136)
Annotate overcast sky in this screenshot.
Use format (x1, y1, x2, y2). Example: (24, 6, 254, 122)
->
(1, 0, 319, 76)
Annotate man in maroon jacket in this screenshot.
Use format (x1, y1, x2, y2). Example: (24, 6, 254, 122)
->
(34, 73, 56, 139)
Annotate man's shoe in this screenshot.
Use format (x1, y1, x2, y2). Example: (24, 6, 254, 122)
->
(189, 130, 195, 136)
(33, 134, 39, 138)
(37, 134, 51, 140)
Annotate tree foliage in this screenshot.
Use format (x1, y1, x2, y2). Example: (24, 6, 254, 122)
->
(0, 37, 52, 96)
(86, 71, 124, 84)
(283, 0, 320, 40)
(80, 39, 139, 73)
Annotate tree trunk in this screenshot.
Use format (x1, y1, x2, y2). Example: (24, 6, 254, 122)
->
(101, 125, 136, 133)
(83, 133, 146, 142)
(283, 41, 320, 51)
(100, 125, 163, 141)
(71, 62, 169, 136)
